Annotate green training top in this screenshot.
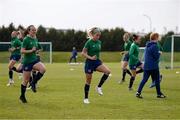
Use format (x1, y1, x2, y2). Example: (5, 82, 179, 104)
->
(36, 39, 43, 56)
(22, 36, 38, 65)
(124, 39, 132, 51)
(10, 37, 22, 55)
(129, 42, 139, 65)
(84, 39, 101, 59)
(157, 42, 163, 51)
(37, 42, 42, 50)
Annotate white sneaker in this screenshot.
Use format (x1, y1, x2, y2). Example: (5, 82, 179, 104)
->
(96, 86, 103, 95)
(7, 79, 14, 86)
(6, 83, 11, 86)
(83, 99, 90, 104)
(26, 86, 31, 90)
(10, 79, 14, 84)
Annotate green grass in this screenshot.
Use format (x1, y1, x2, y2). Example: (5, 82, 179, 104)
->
(0, 63, 180, 119)
(52, 51, 122, 63)
(1, 51, 180, 63)
(0, 51, 122, 63)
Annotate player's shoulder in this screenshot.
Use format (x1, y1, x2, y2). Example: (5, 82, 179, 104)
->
(85, 39, 91, 43)
(97, 40, 101, 44)
(131, 42, 136, 47)
(15, 38, 21, 42)
(23, 36, 29, 41)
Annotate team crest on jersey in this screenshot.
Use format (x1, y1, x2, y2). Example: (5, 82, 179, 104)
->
(88, 69, 92, 73)
(25, 67, 28, 70)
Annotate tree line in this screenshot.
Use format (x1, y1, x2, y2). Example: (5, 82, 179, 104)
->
(0, 23, 176, 51)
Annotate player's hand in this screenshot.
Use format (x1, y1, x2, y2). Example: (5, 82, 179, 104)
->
(16, 47, 20, 50)
(8, 48, 11, 52)
(36, 50, 40, 54)
(159, 51, 162, 54)
(31, 47, 36, 52)
(91, 55, 97, 60)
(9, 48, 15, 52)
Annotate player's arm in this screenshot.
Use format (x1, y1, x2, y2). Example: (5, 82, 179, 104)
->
(152, 45, 160, 61)
(21, 47, 36, 54)
(36, 44, 43, 54)
(120, 51, 124, 55)
(120, 51, 128, 55)
(8, 47, 16, 52)
(81, 48, 96, 60)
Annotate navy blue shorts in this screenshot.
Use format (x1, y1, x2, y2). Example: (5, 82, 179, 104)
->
(123, 53, 129, 62)
(10, 55, 21, 61)
(23, 59, 40, 71)
(129, 61, 143, 70)
(84, 59, 102, 74)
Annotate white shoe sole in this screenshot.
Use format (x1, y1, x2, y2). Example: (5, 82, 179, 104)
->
(83, 99, 90, 104)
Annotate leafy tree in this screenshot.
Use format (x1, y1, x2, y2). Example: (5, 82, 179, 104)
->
(0, 23, 178, 52)
(37, 25, 47, 42)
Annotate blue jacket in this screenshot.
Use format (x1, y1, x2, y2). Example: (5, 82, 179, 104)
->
(144, 41, 160, 70)
(72, 49, 77, 57)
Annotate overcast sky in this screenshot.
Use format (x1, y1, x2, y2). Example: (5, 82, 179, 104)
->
(0, 0, 179, 33)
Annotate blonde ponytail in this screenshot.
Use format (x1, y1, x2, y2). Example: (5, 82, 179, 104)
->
(87, 27, 101, 39)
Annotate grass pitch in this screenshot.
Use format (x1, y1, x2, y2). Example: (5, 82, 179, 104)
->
(0, 63, 180, 119)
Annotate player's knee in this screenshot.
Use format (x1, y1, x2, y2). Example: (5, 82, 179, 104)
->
(8, 65, 13, 70)
(17, 68, 23, 73)
(105, 69, 111, 75)
(122, 68, 127, 71)
(39, 66, 46, 74)
(86, 79, 91, 85)
(22, 79, 29, 86)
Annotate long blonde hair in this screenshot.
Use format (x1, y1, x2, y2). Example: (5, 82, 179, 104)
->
(123, 32, 130, 42)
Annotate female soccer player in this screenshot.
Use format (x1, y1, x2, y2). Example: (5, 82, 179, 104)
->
(7, 31, 22, 86)
(81, 27, 111, 104)
(128, 34, 143, 90)
(19, 25, 46, 103)
(136, 33, 166, 98)
(119, 32, 132, 84)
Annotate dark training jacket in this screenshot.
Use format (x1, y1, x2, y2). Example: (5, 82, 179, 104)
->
(144, 41, 160, 70)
